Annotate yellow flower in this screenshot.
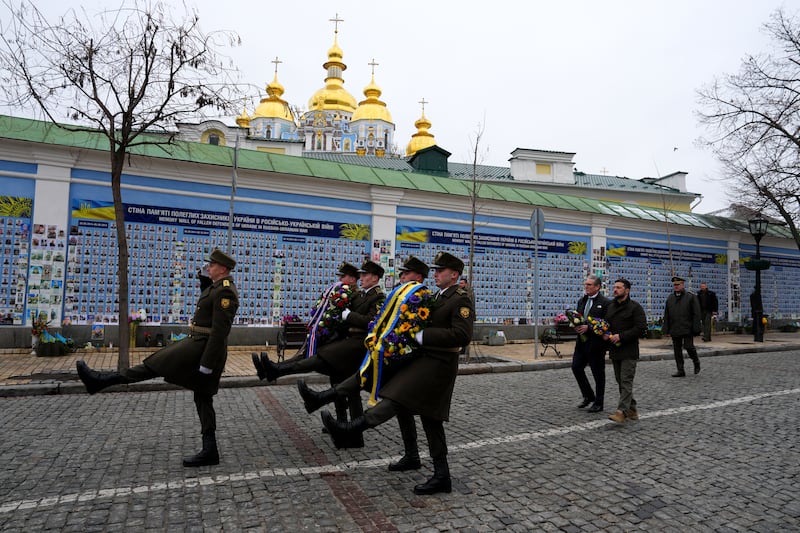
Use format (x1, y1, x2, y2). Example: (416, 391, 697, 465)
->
(400, 304, 408, 313)
(418, 307, 430, 320)
(399, 322, 411, 332)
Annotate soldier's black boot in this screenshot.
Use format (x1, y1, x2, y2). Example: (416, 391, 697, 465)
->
(413, 457, 452, 495)
(322, 395, 353, 435)
(251, 352, 267, 380)
(297, 380, 338, 414)
(320, 411, 369, 449)
(183, 432, 219, 467)
(75, 360, 126, 395)
(388, 415, 420, 471)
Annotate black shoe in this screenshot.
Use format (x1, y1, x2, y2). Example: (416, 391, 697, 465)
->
(413, 458, 452, 495)
(75, 360, 124, 394)
(388, 454, 421, 472)
(587, 404, 604, 413)
(297, 380, 337, 414)
(672, 371, 686, 377)
(251, 352, 266, 380)
(260, 353, 281, 382)
(321, 410, 367, 449)
(183, 433, 219, 467)
(694, 360, 701, 374)
(577, 398, 594, 408)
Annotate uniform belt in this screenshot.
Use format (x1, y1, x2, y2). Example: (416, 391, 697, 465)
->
(348, 327, 367, 335)
(189, 324, 212, 335)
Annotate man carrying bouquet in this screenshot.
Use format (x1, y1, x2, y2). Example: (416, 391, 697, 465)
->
(296, 251, 474, 495)
(572, 274, 611, 413)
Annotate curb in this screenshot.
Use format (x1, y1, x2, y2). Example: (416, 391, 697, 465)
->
(2, 344, 798, 398)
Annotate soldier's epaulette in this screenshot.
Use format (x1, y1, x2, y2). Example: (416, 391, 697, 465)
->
(223, 279, 231, 287)
(456, 288, 468, 295)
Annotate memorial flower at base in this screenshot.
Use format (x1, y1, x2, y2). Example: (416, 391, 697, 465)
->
(564, 308, 588, 342)
(554, 312, 568, 325)
(359, 282, 434, 405)
(128, 308, 147, 324)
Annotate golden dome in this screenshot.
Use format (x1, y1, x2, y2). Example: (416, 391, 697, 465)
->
(235, 103, 250, 127)
(406, 110, 436, 156)
(253, 73, 294, 120)
(351, 75, 393, 123)
(308, 33, 357, 113)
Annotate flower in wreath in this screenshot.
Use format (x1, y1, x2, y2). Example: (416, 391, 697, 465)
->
(128, 308, 147, 324)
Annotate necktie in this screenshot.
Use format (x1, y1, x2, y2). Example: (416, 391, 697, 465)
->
(583, 297, 593, 317)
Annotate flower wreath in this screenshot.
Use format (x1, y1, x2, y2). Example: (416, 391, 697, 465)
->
(305, 282, 354, 357)
(359, 281, 434, 405)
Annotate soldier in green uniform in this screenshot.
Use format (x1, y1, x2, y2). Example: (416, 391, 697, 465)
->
(75, 249, 239, 467)
(297, 251, 474, 495)
(253, 260, 385, 439)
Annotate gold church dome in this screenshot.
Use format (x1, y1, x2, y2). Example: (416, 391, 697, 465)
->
(307, 32, 357, 113)
(351, 75, 393, 123)
(253, 73, 294, 120)
(235, 103, 250, 127)
(406, 110, 436, 156)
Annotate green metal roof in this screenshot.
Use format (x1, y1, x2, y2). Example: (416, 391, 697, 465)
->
(0, 114, 791, 240)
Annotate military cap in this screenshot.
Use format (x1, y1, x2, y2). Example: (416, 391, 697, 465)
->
(671, 276, 685, 283)
(206, 249, 236, 270)
(397, 255, 430, 277)
(358, 260, 385, 278)
(336, 262, 359, 278)
(430, 251, 465, 274)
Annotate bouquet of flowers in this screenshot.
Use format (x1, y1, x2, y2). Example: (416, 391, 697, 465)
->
(129, 308, 147, 324)
(31, 315, 50, 337)
(586, 316, 621, 346)
(565, 308, 588, 342)
(281, 314, 301, 325)
(554, 312, 568, 325)
(359, 282, 434, 405)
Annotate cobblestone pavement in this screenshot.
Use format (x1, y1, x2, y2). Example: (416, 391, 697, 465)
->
(0, 349, 798, 531)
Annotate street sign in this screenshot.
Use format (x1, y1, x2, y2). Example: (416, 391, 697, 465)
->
(529, 208, 545, 239)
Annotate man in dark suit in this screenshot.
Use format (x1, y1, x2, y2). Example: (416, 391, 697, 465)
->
(297, 251, 474, 495)
(572, 274, 611, 413)
(76, 249, 239, 467)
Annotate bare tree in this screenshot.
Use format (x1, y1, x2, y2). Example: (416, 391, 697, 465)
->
(0, 0, 244, 369)
(697, 7, 800, 250)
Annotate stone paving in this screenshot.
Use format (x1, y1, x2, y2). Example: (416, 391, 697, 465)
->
(0, 342, 798, 531)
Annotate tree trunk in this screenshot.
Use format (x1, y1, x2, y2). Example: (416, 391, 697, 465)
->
(111, 148, 131, 370)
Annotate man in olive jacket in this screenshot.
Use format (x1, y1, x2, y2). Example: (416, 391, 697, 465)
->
(662, 276, 702, 377)
(604, 278, 647, 424)
(76, 249, 239, 467)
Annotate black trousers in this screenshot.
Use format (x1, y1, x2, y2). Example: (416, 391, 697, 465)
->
(571, 346, 605, 404)
(672, 335, 699, 372)
(121, 363, 216, 435)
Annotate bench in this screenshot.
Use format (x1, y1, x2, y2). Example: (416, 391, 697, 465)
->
(539, 325, 579, 358)
(276, 322, 308, 362)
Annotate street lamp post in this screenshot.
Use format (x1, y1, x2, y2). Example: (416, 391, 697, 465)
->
(747, 214, 769, 342)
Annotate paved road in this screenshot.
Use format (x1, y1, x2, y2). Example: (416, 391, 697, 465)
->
(1, 350, 798, 532)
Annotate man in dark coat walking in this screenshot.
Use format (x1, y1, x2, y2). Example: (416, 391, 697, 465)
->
(604, 278, 647, 423)
(662, 276, 702, 377)
(296, 251, 474, 495)
(697, 282, 719, 342)
(572, 274, 611, 413)
(76, 249, 239, 467)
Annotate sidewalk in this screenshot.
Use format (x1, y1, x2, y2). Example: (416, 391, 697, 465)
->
(1, 331, 798, 396)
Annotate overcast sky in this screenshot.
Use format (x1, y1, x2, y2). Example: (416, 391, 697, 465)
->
(20, 1, 795, 213)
